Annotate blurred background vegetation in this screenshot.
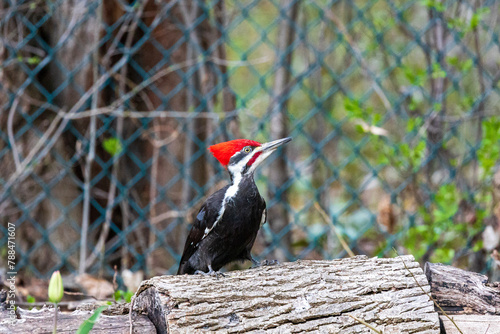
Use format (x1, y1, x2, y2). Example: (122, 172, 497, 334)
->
(1, 0, 500, 282)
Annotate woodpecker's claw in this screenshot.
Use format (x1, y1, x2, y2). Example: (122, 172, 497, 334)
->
(261, 259, 280, 266)
(250, 258, 280, 268)
(195, 265, 225, 279)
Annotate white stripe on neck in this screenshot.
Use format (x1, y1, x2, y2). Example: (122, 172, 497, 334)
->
(201, 153, 253, 240)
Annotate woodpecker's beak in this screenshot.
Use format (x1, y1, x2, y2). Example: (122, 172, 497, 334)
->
(259, 137, 292, 153)
(245, 137, 291, 171)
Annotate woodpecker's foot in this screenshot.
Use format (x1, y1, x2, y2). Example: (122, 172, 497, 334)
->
(250, 258, 280, 268)
(261, 259, 280, 266)
(194, 265, 225, 279)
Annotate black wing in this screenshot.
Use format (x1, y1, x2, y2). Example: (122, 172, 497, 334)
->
(177, 186, 228, 273)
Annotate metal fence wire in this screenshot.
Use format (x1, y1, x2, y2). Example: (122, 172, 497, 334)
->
(1, 0, 500, 279)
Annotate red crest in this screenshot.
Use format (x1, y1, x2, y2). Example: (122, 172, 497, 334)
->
(209, 139, 261, 166)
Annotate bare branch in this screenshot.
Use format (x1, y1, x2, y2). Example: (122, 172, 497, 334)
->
(316, 0, 392, 110)
(7, 97, 21, 172)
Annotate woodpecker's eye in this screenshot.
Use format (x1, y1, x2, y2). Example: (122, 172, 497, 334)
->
(243, 147, 252, 153)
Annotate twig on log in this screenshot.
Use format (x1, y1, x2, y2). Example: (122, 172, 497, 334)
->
(348, 314, 382, 334)
(314, 202, 355, 257)
(398, 254, 464, 334)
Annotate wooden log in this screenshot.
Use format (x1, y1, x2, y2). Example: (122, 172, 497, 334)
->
(424, 262, 500, 314)
(132, 255, 440, 333)
(440, 314, 500, 334)
(0, 305, 155, 333)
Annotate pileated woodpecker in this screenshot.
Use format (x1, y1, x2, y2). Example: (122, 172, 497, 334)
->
(177, 137, 292, 276)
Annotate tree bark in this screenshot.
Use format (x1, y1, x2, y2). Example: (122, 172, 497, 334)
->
(0, 306, 155, 334)
(132, 255, 440, 333)
(425, 262, 500, 314)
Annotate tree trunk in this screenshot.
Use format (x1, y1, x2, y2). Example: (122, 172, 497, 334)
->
(266, 0, 299, 262)
(0, 0, 100, 275)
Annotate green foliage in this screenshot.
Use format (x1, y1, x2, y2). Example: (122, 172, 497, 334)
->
(404, 183, 474, 263)
(472, 240, 483, 252)
(384, 116, 500, 263)
(113, 290, 134, 303)
(477, 118, 500, 178)
(76, 306, 108, 334)
(447, 56, 473, 73)
(400, 140, 426, 172)
(26, 295, 36, 310)
(431, 247, 455, 263)
(406, 117, 423, 132)
(433, 184, 459, 225)
(28, 56, 41, 65)
(447, 17, 468, 34)
(373, 134, 426, 171)
(403, 65, 426, 87)
(470, 7, 490, 29)
(421, 0, 445, 12)
(447, 6, 490, 34)
(344, 97, 366, 119)
(431, 63, 446, 79)
(26, 295, 35, 303)
(102, 137, 123, 156)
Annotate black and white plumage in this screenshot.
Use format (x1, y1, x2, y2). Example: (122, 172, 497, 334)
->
(177, 137, 291, 275)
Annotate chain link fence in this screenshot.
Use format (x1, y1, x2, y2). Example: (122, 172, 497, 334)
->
(1, 0, 500, 279)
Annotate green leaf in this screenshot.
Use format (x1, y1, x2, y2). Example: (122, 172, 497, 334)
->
(124, 290, 134, 303)
(470, 7, 490, 29)
(410, 140, 426, 169)
(354, 124, 365, 134)
(421, 0, 445, 12)
(431, 247, 455, 263)
(447, 17, 467, 34)
(403, 66, 426, 87)
(113, 290, 123, 301)
(344, 97, 364, 119)
(431, 63, 446, 79)
(114, 289, 134, 303)
(461, 59, 473, 72)
(433, 184, 460, 224)
(76, 306, 108, 334)
(27, 56, 41, 65)
(446, 56, 459, 67)
(447, 56, 473, 73)
(27, 295, 36, 303)
(477, 118, 500, 177)
(472, 240, 483, 252)
(102, 137, 123, 156)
